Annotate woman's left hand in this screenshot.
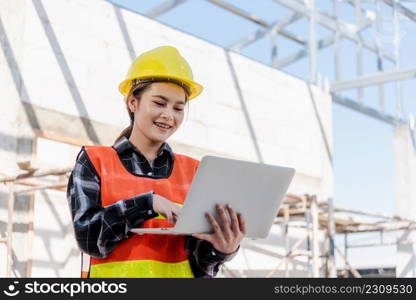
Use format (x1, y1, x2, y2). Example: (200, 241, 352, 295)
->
(192, 204, 246, 254)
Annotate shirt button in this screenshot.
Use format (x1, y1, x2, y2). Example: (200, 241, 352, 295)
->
(147, 172, 152, 176)
(147, 210, 153, 215)
(211, 251, 216, 256)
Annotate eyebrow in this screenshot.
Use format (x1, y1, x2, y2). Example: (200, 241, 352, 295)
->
(152, 95, 186, 105)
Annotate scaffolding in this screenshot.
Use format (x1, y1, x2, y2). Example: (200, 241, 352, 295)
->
(223, 194, 416, 278)
(0, 167, 71, 277)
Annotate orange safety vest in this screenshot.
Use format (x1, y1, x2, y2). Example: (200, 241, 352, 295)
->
(80, 145, 199, 278)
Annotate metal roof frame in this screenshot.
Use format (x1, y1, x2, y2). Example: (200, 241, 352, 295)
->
(110, 0, 416, 127)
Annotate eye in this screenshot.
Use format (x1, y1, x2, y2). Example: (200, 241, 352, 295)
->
(153, 101, 164, 106)
(174, 107, 184, 112)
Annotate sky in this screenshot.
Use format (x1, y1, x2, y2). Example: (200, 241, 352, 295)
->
(106, 0, 416, 218)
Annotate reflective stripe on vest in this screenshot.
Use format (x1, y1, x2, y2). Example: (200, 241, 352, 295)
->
(90, 260, 193, 278)
(84, 146, 199, 278)
(81, 252, 91, 278)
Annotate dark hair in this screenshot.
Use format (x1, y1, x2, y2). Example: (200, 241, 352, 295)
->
(114, 81, 190, 143)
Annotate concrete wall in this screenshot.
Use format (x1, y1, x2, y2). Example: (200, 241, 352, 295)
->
(394, 126, 416, 277)
(0, 0, 333, 277)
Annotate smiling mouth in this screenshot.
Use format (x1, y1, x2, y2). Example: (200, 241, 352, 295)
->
(154, 122, 172, 130)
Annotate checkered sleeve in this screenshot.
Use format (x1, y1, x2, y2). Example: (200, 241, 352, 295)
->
(185, 236, 239, 278)
(66, 148, 158, 258)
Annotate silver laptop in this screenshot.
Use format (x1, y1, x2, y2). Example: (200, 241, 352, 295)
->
(130, 155, 295, 239)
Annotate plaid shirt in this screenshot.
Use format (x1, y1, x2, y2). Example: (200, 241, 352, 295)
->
(67, 136, 237, 277)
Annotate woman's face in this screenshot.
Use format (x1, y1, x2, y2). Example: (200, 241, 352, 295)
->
(128, 82, 187, 144)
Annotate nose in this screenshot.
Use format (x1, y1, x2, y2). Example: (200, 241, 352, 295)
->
(160, 109, 174, 122)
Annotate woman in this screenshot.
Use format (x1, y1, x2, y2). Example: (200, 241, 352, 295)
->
(67, 46, 246, 278)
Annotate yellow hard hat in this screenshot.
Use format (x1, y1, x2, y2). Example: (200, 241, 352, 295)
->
(118, 46, 204, 100)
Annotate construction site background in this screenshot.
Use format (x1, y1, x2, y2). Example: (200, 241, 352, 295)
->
(0, 0, 415, 278)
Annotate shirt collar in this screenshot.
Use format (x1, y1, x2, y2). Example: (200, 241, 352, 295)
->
(113, 136, 175, 160)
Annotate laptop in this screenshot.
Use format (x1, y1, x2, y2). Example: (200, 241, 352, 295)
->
(130, 155, 295, 239)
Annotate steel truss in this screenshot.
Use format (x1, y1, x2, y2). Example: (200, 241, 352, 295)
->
(116, 0, 416, 128)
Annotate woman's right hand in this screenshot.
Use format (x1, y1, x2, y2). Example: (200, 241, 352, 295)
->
(152, 194, 181, 224)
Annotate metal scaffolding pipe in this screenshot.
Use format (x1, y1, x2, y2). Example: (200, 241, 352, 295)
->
(335, 245, 362, 278)
(229, 13, 302, 51)
(331, 206, 416, 223)
(308, 0, 318, 83)
(355, 0, 364, 104)
(273, 3, 377, 69)
(272, 0, 395, 62)
(334, 0, 341, 81)
(332, 94, 406, 126)
(341, 224, 416, 234)
(375, 0, 385, 113)
(6, 183, 15, 277)
(266, 236, 308, 277)
(382, 0, 416, 22)
(310, 196, 320, 277)
(393, 0, 403, 119)
(0, 167, 72, 183)
(146, 0, 187, 18)
(15, 183, 67, 194)
(273, 35, 334, 69)
(331, 68, 416, 92)
(207, 0, 306, 45)
(327, 197, 336, 277)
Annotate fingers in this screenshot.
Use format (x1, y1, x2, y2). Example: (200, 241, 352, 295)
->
(155, 197, 181, 224)
(172, 214, 178, 223)
(237, 213, 246, 235)
(206, 212, 224, 240)
(217, 204, 232, 240)
(227, 205, 240, 235)
(166, 211, 173, 224)
(191, 233, 213, 244)
(172, 205, 181, 218)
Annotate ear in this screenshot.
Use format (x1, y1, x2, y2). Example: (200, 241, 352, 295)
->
(126, 94, 137, 112)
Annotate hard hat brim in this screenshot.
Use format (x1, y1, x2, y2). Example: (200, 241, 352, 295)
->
(119, 76, 203, 100)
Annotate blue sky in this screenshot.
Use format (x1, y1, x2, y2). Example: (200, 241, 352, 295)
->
(107, 0, 415, 216)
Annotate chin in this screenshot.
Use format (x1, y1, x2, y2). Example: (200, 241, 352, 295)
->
(153, 129, 176, 142)
(148, 134, 171, 144)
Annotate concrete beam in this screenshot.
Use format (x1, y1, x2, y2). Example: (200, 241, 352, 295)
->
(18, 102, 122, 147)
(331, 68, 416, 92)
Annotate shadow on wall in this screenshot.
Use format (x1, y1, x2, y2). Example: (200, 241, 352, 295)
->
(113, 5, 136, 61)
(0, 16, 41, 131)
(32, 248, 80, 277)
(224, 49, 264, 164)
(306, 83, 333, 166)
(31, 0, 100, 145)
(0, 188, 80, 277)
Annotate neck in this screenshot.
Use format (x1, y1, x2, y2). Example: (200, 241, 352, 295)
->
(129, 126, 163, 161)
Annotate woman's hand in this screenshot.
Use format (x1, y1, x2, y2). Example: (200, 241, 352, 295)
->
(192, 204, 246, 254)
(152, 194, 181, 224)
